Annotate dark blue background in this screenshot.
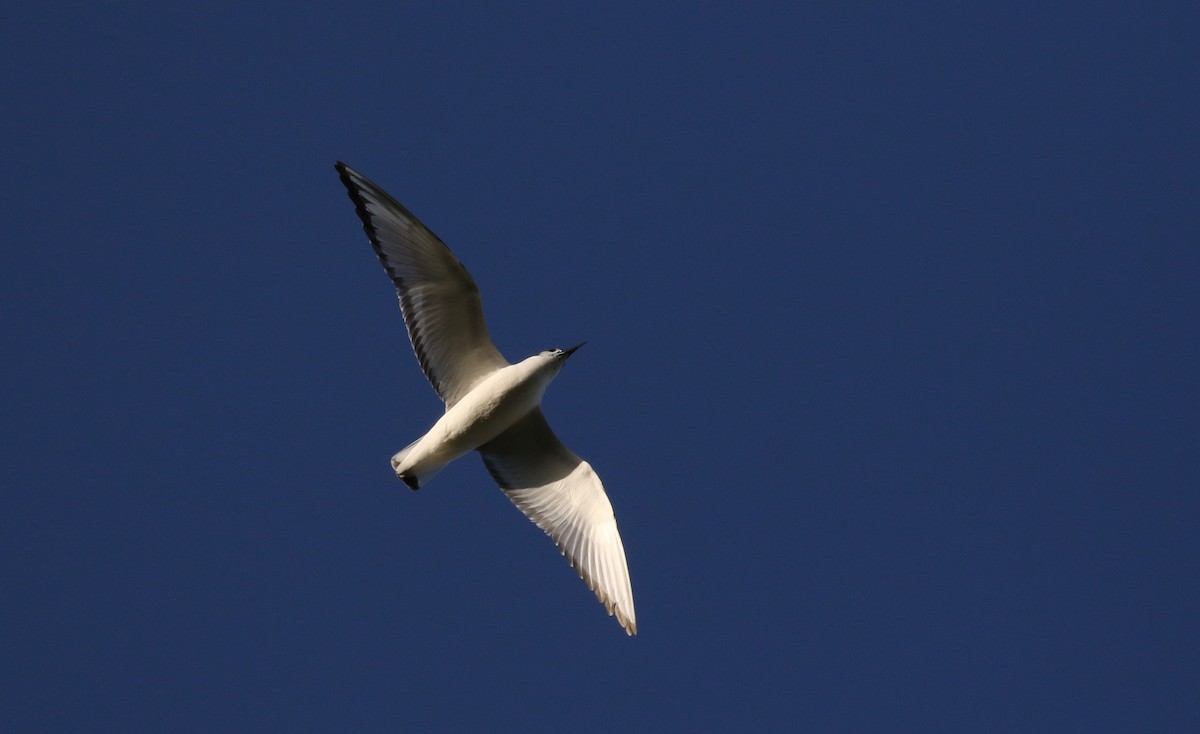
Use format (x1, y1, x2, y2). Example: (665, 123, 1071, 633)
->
(3, 2, 1197, 731)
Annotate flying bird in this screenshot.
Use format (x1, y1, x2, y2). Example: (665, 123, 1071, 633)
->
(335, 163, 636, 635)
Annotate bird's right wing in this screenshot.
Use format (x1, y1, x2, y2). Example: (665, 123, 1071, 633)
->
(336, 162, 509, 407)
(479, 409, 637, 635)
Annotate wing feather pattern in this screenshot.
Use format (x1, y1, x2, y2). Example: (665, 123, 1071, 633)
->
(336, 163, 509, 406)
(480, 409, 636, 635)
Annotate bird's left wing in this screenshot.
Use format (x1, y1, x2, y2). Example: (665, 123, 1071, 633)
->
(479, 408, 636, 635)
(336, 162, 509, 407)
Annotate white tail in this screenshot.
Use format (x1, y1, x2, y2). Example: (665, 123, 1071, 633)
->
(390, 438, 444, 490)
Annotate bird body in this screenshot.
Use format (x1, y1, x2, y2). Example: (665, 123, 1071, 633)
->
(391, 350, 568, 490)
(335, 163, 636, 635)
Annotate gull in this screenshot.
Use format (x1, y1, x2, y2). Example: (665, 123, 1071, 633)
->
(335, 163, 636, 635)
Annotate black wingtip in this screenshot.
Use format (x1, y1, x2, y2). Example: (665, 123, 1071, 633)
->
(334, 161, 357, 190)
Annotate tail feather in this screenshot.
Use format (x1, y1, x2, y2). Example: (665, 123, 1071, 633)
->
(390, 438, 443, 491)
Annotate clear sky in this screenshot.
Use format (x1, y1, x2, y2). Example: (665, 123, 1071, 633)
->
(3, 2, 1197, 731)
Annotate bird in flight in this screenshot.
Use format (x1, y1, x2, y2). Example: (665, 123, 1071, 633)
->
(335, 163, 636, 635)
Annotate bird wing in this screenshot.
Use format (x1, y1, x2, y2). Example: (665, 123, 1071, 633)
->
(336, 162, 509, 407)
(479, 408, 636, 635)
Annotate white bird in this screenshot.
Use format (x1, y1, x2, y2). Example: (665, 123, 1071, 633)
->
(335, 162, 636, 635)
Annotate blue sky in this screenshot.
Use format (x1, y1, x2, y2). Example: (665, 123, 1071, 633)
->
(3, 2, 1197, 731)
